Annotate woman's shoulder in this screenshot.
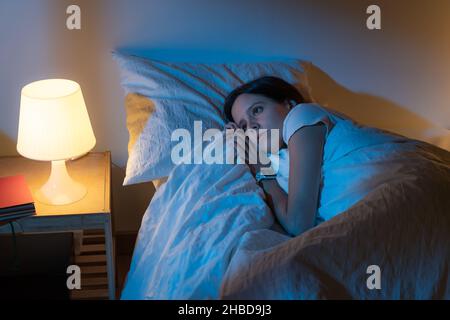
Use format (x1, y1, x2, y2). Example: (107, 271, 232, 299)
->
(285, 103, 342, 124)
(282, 103, 337, 143)
(290, 102, 335, 115)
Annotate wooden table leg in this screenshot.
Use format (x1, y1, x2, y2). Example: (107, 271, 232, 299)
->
(104, 216, 116, 300)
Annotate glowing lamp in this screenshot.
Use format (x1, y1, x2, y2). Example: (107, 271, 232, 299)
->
(17, 79, 96, 205)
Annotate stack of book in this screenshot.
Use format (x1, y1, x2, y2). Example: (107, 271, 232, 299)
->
(0, 175, 36, 222)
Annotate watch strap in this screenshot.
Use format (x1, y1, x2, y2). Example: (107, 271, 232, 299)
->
(255, 172, 277, 183)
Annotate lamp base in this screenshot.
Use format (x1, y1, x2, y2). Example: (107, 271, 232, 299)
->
(35, 160, 87, 205)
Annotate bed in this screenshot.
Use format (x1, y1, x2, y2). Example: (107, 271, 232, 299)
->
(114, 52, 450, 300)
(120, 137, 450, 300)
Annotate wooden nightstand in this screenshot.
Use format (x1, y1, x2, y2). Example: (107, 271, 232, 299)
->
(0, 151, 115, 300)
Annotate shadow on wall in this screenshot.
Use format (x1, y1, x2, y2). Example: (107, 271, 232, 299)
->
(304, 63, 450, 151)
(0, 131, 18, 156)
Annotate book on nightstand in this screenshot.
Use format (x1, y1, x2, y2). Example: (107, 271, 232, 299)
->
(0, 175, 36, 222)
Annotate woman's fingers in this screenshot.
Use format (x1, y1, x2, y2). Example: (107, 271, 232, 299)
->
(224, 122, 238, 130)
(225, 124, 262, 169)
(235, 136, 258, 165)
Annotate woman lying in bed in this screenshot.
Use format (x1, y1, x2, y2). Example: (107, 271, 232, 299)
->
(223, 76, 449, 237)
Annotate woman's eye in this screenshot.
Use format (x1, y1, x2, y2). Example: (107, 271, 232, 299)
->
(252, 106, 263, 115)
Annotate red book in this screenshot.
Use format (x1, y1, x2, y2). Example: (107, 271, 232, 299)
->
(0, 175, 34, 210)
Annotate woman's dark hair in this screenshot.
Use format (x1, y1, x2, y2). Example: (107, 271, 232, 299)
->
(223, 76, 304, 122)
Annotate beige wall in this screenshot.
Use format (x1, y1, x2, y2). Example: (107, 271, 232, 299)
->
(1, 0, 449, 232)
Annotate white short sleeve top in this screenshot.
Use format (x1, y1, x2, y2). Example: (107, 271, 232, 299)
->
(282, 103, 335, 145)
(278, 102, 412, 222)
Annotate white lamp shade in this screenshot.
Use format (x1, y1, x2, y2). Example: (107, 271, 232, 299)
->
(17, 79, 96, 161)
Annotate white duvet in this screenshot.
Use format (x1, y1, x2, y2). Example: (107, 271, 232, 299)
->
(120, 160, 273, 299)
(121, 132, 450, 300)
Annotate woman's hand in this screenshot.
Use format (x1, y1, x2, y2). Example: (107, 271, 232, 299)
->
(224, 121, 270, 176)
(245, 140, 272, 177)
(224, 121, 239, 130)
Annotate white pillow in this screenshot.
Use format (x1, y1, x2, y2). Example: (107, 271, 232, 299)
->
(113, 51, 312, 185)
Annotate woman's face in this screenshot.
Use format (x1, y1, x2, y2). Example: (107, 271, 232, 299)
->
(231, 93, 291, 152)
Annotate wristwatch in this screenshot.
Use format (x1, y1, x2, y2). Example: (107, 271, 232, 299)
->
(255, 172, 277, 183)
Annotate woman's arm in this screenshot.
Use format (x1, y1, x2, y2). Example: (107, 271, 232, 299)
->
(260, 124, 326, 236)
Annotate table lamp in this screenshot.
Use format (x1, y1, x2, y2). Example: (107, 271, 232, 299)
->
(17, 79, 96, 205)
